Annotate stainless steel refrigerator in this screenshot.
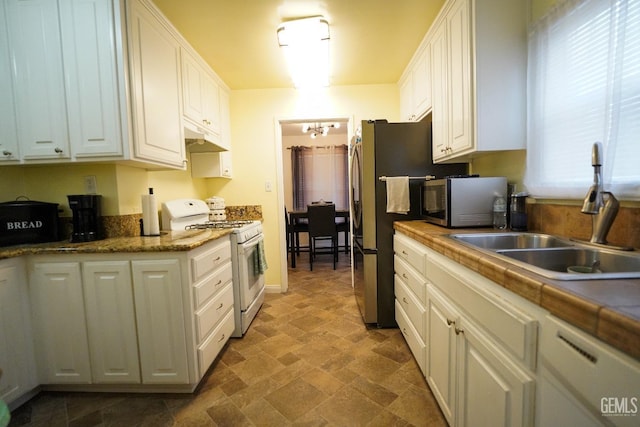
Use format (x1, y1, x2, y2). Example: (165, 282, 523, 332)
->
(350, 116, 467, 327)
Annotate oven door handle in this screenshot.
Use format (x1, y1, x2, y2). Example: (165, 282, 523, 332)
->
(239, 233, 264, 251)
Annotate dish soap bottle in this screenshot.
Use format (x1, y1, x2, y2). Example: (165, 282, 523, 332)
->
(493, 194, 507, 229)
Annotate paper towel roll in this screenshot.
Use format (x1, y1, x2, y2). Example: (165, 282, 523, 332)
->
(142, 188, 160, 236)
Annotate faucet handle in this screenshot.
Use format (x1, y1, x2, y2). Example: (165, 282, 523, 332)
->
(591, 142, 603, 166)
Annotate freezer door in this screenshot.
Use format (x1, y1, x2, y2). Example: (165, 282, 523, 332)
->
(353, 238, 377, 324)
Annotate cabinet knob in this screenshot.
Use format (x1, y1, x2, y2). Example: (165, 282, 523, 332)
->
(402, 273, 408, 279)
(2, 150, 11, 156)
(446, 318, 455, 326)
(218, 333, 226, 342)
(402, 297, 409, 304)
(455, 327, 464, 335)
(54, 147, 63, 154)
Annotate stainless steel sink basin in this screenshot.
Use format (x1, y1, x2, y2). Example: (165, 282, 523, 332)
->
(448, 232, 574, 250)
(445, 232, 640, 280)
(497, 247, 640, 280)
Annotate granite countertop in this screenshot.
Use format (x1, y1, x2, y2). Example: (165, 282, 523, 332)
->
(394, 220, 640, 361)
(0, 228, 233, 260)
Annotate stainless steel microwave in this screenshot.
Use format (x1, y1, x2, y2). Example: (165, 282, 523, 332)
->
(422, 177, 507, 227)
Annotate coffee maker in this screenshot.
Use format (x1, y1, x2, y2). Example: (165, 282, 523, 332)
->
(68, 195, 102, 242)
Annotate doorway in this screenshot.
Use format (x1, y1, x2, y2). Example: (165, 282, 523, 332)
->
(275, 117, 353, 291)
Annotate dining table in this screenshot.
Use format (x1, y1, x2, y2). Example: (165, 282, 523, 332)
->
(288, 208, 350, 268)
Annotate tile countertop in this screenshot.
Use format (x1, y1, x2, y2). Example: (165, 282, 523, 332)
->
(394, 220, 640, 361)
(0, 228, 233, 260)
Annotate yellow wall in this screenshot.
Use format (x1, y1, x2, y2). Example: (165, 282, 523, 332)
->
(208, 84, 400, 286)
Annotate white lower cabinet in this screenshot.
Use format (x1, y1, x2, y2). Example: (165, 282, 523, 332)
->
(0, 258, 37, 407)
(82, 261, 140, 384)
(131, 259, 189, 384)
(25, 236, 232, 393)
(29, 261, 91, 384)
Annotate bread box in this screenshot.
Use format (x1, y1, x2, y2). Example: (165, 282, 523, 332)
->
(0, 199, 60, 246)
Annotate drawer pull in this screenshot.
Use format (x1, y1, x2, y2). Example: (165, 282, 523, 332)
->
(402, 250, 408, 256)
(218, 333, 226, 342)
(216, 279, 222, 286)
(455, 327, 464, 335)
(213, 256, 221, 262)
(402, 273, 408, 279)
(446, 318, 455, 326)
(558, 332, 597, 364)
(401, 327, 408, 336)
(402, 297, 409, 304)
(217, 303, 224, 310)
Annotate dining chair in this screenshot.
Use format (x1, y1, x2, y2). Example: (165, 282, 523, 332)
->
(306, 203, 338, 271)
(285, 207, 308, 267)
(335, 215, 349, 253)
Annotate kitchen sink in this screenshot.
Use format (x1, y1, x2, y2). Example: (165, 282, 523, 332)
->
(448, 232, 574, 250)
(497, 247, 640, 280)
(445, 232, 640, 280)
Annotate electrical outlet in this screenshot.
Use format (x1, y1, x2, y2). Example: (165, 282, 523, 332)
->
(265, 181, 272, 192)
(84, 175, 97, 194)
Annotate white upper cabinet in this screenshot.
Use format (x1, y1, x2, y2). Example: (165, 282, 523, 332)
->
(127, 0, 185, 168)
(182, 49, 221, 139)
(402, 0, 527, 162)
(6, 0, 70, 160)
(399, 43, 432, 122)
(0, 2, 19, 163)
(1, 0, 233, 169)
(60, 0, 125, 158)
(434, 0, 526, 162)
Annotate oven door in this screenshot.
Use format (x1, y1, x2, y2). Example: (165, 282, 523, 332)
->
(236, 233, 266, 310)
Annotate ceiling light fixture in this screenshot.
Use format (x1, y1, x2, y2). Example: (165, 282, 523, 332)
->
(302, 122, 339, 138)
(277, 17, 330, 88)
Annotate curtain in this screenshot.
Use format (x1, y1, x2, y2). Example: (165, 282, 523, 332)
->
(290, 145, 348, 210)
(524, 0, 640, 200)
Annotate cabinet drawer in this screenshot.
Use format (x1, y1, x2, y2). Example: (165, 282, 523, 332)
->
(198, 308, 234, 378)
(193, 261, 232, 308)
(394, 255, 427, 301)
(195, 281, 234, 342)
(396, 299, 426, 375)
(427, 252, 538, 370)
(395, 275, 426, 340)
(191, 240, 231, 283)
(394, 234, 427, 276)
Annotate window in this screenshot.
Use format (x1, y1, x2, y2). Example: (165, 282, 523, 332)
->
(525, 0, 640, 200)
(290, 145, 349, 210)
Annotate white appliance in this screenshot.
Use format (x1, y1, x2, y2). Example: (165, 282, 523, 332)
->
(161, 199, 265, 337)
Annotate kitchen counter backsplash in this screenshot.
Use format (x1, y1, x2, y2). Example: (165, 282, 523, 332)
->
(527, 203, 640, 249)
(56, 205, 264, 240)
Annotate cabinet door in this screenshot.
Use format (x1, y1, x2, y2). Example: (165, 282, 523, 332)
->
(412, 45, 431, 117)
(59, 0, 124, 158)
(128, 0, 185, 168)
(131, 259, 189, 384)
(83, 261, 140, 384)
(425, 284, 458, 426)
(446, 0, 472, 155)
(182, 50, 206, 125)
(399, 74, 414, 121)
(6, 0, 70, 160)
(201, 73, 220, 135)
(0, 2, 19, 163)
(431, 21, 449, 160)
(456, 318, 534, 427)
(29, 262, 91, 384)
(0, 259, 36, 404)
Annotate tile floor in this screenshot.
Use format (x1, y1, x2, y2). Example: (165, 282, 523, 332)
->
(8, 251, 446, 426)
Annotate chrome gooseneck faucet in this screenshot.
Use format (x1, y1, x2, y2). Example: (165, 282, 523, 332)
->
(581, 142, 619, 245)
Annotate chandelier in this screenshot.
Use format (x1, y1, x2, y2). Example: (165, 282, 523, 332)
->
(301, 122, 340, 138)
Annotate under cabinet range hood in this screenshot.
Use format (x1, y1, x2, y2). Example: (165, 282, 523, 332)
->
(184, 121, 224, 150)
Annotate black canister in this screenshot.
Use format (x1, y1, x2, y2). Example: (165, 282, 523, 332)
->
(510, 192, 528, 231)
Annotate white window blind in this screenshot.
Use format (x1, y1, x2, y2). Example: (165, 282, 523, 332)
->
(525, 0, 640, 200)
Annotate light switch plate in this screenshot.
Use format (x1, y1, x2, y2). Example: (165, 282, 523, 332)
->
(84, 175, 97, 194)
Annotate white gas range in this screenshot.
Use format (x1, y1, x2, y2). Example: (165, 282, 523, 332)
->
(161, 199, 265, 337)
